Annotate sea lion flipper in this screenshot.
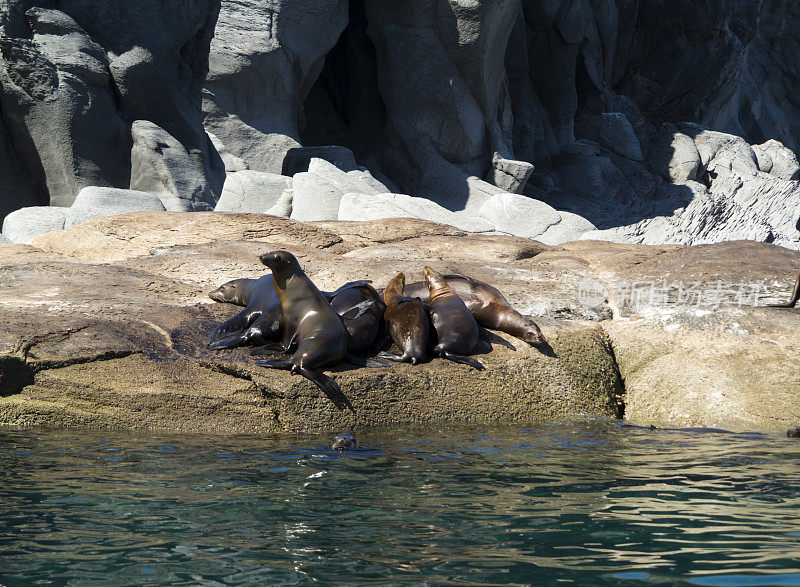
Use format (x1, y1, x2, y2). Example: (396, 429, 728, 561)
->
(253, 357, 293, 369)
(478, 326, 516, 351)
(377, 351, 407, 363)
(768, 301, 798, 308)
(251, 342, 288, 356)
(321, 280, 374, 300)
(345, 353, 388, 368)
(439, 351, 485, 371)
(296, 367, 353, 411)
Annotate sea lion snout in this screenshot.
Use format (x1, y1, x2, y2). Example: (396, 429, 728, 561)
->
(259, 250, 290, 267)
(331, 432, 357, 450)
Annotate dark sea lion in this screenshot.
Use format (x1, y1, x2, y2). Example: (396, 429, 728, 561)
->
(331, 432, 358, 450)
(329, 283, 387, 357)
(253, 250, 350, 407)
(787, 427, 800, 438)
(423, 266, 484, 370)
(769, 270, 800, 308)
(403, 274, 550, 352)
(208, 277, 373, 350)
(378, 272, 432, 365)
(207, 276, 283, 349)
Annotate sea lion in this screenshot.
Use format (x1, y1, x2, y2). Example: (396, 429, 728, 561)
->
(253, 250, 350, 406)
(331, 432, 358, 450)
(208, 277, 373, 350)
(403, 274, 550, 352)
(378, 272, 432, 364)
(329, 283, 387, 357)
(207, 276, 283, 349)
(787, 427, 800, 438)
(769, 270, 800, 308)
(423, 266, 484, 370)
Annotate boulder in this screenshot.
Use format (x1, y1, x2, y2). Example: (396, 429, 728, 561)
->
(290, 158, 384, 222)
(266, 189, 293, 218)
(0, 234, 9, 244)
(648, 126, 702, 183)
(487, 154, 535, 193)
(477, 192, 562, 240)
(338, 192, 494, 233)
(66, 187, 166, 228)
(203, 0, 348, 173)
(282, 146, 357, 177)
(214, 171, 292, 213)
(682, 127, 760, 181)
(130, 121, 218, 212)
(536, 211, 597, 245)
(2, 206, 67, 243)
(752, 139, 800, 181)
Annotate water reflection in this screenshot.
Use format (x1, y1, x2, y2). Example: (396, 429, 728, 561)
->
(1, 421, 799, 584)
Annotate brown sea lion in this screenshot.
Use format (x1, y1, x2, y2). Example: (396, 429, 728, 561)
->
(403, 274, 550, 352)
(253, 251, 351, 407)
(769, 270, 800, 308)
(378, 272, 432, 365)
(423, 266, 484, 370)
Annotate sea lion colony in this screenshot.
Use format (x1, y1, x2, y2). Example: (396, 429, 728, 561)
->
(207, 250, 550, 404)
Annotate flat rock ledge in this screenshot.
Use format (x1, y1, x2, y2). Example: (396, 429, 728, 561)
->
(1, 212, 798, 433)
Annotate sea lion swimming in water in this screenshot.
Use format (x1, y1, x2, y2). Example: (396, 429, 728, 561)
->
(378, 272, 432, 365)
(768, 270, 800, 308)
(253, 250, 351, 406)
(403, 274, 551, 353)
(423, 266, 484, 370)
(331, 432, 358, 450)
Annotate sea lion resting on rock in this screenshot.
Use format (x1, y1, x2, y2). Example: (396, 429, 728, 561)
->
(423, 266, 484, 370)
(769, 270, 800, 308)
(403, 274, 550, 352)
(379, 272, 432, 365)
(252, 251, 384, 407)
(207, 276, 371, 350)
(329, 283, 387, 357)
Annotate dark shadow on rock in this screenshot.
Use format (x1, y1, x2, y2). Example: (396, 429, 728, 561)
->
(0, 356, 35, 396)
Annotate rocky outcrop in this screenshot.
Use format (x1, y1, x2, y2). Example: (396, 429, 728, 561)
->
(1, 212, 798, 432)
(0, 0, 223, 218)
(202, 0, 348, 174)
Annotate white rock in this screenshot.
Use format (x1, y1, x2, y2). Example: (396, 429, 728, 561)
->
(648, 128, 702, 183)
(266, 189, 293, 218)
(752, 139, 800, 181)
(290, 158, 383, 222)
(0, 234, 11, 244)
(214, 171, 292, 213)
(66, 187, 166, 228)
(2, 207, 68, 244)
(338, 192, 494, 233)
(477, 192, 564, 240)
(536, 211, 597, 245)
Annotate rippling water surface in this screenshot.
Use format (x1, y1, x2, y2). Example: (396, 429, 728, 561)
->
(1, 420, 799, 585)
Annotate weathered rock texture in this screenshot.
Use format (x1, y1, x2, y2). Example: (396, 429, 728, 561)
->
(0, 0, 223, 220)
(1, 212, 799, 433)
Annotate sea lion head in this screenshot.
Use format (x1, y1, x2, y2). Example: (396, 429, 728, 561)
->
(331, 432, 357, 450)
(383, 272, 406, 305)
(259, 250, 302, 285)
(208, 278, 251, 304)
(423, 266, 451, 302)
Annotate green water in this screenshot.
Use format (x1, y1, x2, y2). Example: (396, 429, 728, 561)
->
(1, 420, 799, 586)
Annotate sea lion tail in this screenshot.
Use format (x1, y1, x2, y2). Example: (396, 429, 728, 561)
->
(440, 352, 485, 371)
(297, 367, 353, 411)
